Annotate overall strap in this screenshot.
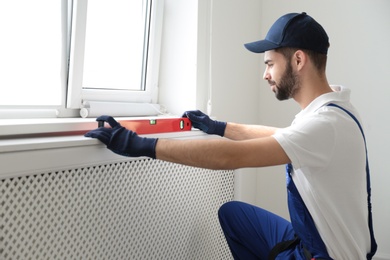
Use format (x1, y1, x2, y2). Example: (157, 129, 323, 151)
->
(285, 164, 331, 259)
(327, 103, 377, 259)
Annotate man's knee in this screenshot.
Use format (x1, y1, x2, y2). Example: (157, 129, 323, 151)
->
(219, 201, 237, 216)
(218, 200, 246, 224)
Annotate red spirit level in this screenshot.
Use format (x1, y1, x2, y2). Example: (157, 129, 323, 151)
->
(118, 118, 192, 134)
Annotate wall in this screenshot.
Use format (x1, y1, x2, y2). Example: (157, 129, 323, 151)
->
(203, 0, 262, 203)
(158, 0, 198, 114)
(258, 1, 390, 259)
(159, 0, 262, 203)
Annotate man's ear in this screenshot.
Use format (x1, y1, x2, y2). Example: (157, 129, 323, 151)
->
(293, 50, 307, 71)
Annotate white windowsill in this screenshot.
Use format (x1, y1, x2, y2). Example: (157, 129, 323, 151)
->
(1, 116, 182, 137)
(0, 121, 212, 179)
(0, 116, 208, 153)
(0, 117, 98, 136)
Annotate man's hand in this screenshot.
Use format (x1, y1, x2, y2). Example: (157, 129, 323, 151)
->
(183, 110, 226, 136)
(84, 115, 158, 158)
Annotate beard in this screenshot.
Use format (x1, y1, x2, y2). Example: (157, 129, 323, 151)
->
(268, 62, 300, 101)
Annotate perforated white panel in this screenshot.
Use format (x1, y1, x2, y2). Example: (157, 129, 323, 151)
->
(1, 159, 234, 259)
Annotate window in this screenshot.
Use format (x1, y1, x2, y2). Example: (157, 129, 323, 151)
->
(0, 0, 163, 119)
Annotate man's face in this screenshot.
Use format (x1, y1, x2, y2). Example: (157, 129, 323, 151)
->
(263, 50, 300, 101)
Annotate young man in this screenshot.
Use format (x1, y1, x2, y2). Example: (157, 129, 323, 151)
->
(85, 13, 377, 260)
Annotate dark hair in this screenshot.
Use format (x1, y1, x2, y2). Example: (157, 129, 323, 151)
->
(275, 47, 327, 74)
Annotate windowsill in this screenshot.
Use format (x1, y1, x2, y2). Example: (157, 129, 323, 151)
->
(0, 117, 98, 137)
(0, 124, 215, 179)
(0, 115, 189, 137)
(0, 116, 210, 153)
(0, 123, 207, 154)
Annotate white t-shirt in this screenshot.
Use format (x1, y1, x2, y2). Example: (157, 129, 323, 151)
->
(273, 86, 371, 260)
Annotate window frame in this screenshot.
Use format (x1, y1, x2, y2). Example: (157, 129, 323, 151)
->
(0, 0, 164, 120)
(67, 0, 163, 110)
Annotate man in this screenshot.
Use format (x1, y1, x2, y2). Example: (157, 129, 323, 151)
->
(85, 12, 377, 259)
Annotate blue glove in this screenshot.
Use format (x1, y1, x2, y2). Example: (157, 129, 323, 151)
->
(84, 115, 158, 159)
(183, 110, 226, 136)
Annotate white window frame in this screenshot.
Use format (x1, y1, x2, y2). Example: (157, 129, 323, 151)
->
(0, 0, 165, 136)
(67, 0, 164, 112)
(0, 0, 163, 121)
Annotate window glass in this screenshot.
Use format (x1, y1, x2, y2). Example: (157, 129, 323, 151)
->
(0, 1, 63, 106)
(82, 0, 149, 91)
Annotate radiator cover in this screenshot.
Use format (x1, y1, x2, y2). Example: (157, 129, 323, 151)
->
(1, 158, 234, 259)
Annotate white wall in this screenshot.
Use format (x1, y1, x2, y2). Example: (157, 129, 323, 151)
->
(159, 0, 390, 259)
(259, 1, 390, 259)
(203, 0, 262, 203)
(158, 0, 198, 114)
(159, 0, 262, 203)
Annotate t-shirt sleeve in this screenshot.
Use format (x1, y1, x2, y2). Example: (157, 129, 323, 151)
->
(272, 115, 337, 170)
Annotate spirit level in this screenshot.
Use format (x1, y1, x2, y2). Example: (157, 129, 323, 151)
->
(118, 118, 192, 134)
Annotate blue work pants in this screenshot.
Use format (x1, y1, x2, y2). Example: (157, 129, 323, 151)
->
(218, 201, 305, 260)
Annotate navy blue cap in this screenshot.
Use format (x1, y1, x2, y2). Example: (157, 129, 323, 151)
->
(244, 12, 329, 54)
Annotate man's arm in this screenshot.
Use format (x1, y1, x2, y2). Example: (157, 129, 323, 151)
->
(85, 115, 290, 170)
(183, 110, 280, 140)
(155, 136, 290, 170)
(223, 122, 280, 140)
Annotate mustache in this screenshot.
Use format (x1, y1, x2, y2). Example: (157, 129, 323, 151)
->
(268, 80, 276, 86)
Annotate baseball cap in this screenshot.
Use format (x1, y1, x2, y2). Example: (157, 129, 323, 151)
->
(244, 12, 329, 54)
